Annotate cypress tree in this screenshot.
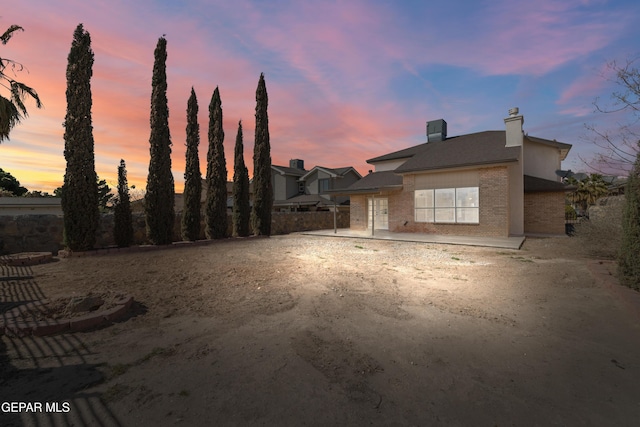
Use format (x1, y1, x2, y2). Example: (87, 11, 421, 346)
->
(619, 143, 640, 290)
(114, 159, 133, 247)
(61, 24, 99, 251)
(204, 86, 228, 239)
(145, 36, 175, 245)
(232, 120, 250, 237)
(251, 73, 273, 235)
(182, 87, 202, 241)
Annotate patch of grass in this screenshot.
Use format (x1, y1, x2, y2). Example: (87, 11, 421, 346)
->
(355, 245, 364, 249)
(451, 256, 460, 261)
(178, 389, 190, 397)
(511, 256, 533, 263)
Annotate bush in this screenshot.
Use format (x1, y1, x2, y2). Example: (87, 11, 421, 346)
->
(574, 196, 624, 259)
(619, 149, 640, 290)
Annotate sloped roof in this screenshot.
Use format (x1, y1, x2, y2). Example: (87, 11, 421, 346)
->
(272, 165, 307, 177)
(367, 130, 573, 174)
(273, 194, 340, 207)
(524, 175, 570, 192)
(299, 166, 361, 181)
(525, 135, 572, 160)
(393, 131, 521, 174)
(367, 142, 430, 163)
(325, 171, 402, 195)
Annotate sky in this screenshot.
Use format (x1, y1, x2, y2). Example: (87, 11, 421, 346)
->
(2, 0, 640, 194)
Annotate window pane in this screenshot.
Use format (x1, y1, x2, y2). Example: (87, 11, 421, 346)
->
(457, 207, 479, 223)
(456, 187, 478, 207)
(415, 209, 434, 223)
(435, 208, 455, 222)
(415, 189, 433, 208)
(435, 188, 455, 207)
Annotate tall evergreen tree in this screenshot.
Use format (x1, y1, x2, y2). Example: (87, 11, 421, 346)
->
(619, 142, 640, 290)
(251, 73, 273, 235)
(204, 86, 228, 239)
(232, 120, 250, 237)
(145, 36, 175, 245)
(182, 87, 202, 241)
(61, 24, 99, 251)
(114, 159, 133, 247)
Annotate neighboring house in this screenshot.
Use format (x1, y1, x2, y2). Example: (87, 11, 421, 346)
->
(330, 108, 571, 237)
(0, 197, 63, 216)
(272, 159, 362, 211)
(173, 157, 361, 213)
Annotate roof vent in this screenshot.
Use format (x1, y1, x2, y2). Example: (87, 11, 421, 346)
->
(427, 119, 447, 142)
(508, 107, 519, 117)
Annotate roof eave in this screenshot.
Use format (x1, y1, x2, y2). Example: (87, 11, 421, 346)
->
(395, 158, 519, 174)
(324, 184, 403, 196)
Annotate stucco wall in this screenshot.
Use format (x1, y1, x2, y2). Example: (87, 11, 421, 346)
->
(523, 141, 562, 181)
(524, 191, 566, 235)
(0, 211, 349, 255)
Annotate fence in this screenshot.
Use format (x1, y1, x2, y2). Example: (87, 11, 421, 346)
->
(0, 211, 349, 255)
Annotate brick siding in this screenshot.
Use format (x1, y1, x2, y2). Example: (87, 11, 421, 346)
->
(392, 167, 510, 237)
(349, 195, 367, 230)
(524, 191, 565, 235)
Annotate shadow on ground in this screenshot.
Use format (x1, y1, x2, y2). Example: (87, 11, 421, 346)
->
(0, 263, 123, 427)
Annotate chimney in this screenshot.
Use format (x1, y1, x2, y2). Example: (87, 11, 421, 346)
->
(426, 119, 447, 142)
(504, 107, 524, 147)
(289, 159, 304, 170)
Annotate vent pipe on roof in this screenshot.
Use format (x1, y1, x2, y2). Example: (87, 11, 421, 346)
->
(426, 119, 447, 142)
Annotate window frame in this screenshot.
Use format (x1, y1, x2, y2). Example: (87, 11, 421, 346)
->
(318, 178, 330, 194)
(415, 187, 479, 224)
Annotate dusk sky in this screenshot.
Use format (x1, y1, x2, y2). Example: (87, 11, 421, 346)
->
(3, 0, 640, 193)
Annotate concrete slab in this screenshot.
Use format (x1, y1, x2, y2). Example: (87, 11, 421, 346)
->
(301, 228, 525, 250)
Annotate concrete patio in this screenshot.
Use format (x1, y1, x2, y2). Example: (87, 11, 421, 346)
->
(301, 228, 526, 250)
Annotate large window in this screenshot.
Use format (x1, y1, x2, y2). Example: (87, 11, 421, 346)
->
(415, 187, 479, 224)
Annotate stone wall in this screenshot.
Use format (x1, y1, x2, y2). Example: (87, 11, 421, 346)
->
(0, 211, 349, 255)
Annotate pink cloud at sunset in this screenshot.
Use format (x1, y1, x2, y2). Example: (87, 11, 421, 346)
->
(2, 0, 640, 194)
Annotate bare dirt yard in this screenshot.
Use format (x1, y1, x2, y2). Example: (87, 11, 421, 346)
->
(1, 234, 640, 426)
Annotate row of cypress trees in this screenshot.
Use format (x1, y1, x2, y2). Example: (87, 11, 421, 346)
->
(147, 37, 273, 244)
(61, 27, 272, 251)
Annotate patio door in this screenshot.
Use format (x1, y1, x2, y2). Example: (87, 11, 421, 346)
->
(368, 197, 388, 230)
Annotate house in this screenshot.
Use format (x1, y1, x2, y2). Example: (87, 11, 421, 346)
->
(331, 108, 572, 237)
(272, 159, 362, 212)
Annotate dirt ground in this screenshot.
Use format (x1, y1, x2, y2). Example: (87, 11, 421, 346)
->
(1, 234, 640, 426)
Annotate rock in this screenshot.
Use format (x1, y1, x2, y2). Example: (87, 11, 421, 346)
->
(67, 295, 104, 313)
